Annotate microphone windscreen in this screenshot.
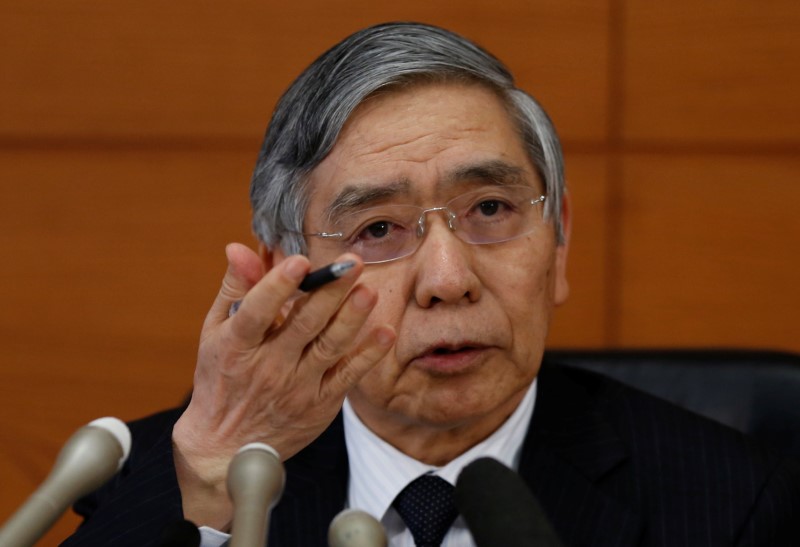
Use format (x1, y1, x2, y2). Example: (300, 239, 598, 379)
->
(88, 417, 132, 471)
(328, 509, 387, 547)
(158, 519, 201, 547)
(0, 417, 132, 547)
(227, 442, 285, 547)
(455, 457, 564, 547)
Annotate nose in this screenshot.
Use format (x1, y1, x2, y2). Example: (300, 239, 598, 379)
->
(411, 214, 482, 308)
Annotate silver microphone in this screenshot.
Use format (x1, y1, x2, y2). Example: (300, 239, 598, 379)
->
(227, 443, 285, 547)
(0, 417, 131, 547)
(328, 509, 387, 547)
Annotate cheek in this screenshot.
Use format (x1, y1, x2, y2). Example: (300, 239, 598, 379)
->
(351, 271, 407, 369)
(493, 244, 555, 298)
(359, 268, 407, 329)
(349, 271, 417, 401)
(491, 249, 558, 342)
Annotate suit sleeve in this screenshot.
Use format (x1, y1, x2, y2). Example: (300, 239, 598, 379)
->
(59, 407, 186, 547)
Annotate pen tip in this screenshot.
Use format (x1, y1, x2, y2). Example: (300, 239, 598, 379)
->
(332, 260, 357, 276)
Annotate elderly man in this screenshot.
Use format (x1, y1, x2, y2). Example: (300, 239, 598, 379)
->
(63, 22, 798, 547)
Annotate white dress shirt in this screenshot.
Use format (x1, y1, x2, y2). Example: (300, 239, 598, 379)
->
(344, 379, 537, 547)
(198, 380, 537, 547)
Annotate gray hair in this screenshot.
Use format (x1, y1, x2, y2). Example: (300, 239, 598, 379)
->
(251, 22, 565, 255)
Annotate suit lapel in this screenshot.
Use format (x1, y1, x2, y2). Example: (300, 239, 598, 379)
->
(520, 362, 643, 547)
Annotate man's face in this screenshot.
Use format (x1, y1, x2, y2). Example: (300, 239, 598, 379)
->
(302, 82, 569, 450)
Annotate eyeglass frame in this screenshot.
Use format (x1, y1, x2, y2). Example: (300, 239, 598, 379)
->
(289, 186, 548, 265)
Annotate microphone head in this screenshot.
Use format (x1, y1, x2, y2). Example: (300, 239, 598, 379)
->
(227, 442, 285, 509)
(88, 417, 132, 471)
(226, 442, 285, 547)
(328, 509, 387, 547)
(0, 417, 133, 547)
(455, 457, 563, 547)
(158, 519, 201, 547)
(237, 442, 280, 459)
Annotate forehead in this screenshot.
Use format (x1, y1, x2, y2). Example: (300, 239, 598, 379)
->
(304, 83, 538, 211)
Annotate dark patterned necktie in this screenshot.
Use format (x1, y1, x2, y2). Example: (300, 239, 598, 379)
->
(392, 474, 459, 547)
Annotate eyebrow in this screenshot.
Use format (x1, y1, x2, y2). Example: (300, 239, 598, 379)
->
(323, 159, 528, 221)
(325, 179, 411, 222)
(446, 159, 527, 187)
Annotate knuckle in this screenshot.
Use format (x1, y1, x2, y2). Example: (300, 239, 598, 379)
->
(219, 277, 242, 300)
(290, 312, 319, 339)
(310, 333, 343, 363)
(334, 355, 361, 387)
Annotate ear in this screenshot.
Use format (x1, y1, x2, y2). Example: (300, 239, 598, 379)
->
(258, 243, 287, 271)
(553, 190, 571, 306)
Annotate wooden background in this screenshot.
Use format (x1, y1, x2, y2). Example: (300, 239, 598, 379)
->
(1, 1, 798, 543)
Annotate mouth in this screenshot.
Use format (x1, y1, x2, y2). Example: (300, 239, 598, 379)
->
(411, 342, 491, 375)
(430, 345, 478, 355)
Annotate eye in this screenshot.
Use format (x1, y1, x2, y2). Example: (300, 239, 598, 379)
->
(471, 198, 515, 218)
(364, 221, 391, 239)
(351, 219, 405, 243)
(478, 200, 502, 216)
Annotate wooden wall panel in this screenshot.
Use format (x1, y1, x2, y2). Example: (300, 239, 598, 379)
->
(547, 153, 610, 348)
(0, 0, 609, 144)
(618, 154, 800, 349)
(0, 148, 255, 413)
(623, 2, 800, 144)
(0, 149, 254, 541)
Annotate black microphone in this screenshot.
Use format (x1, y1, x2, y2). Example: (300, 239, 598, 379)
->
(328, 509, 387, 547)
(227, 442, 285, 547)
(455, 457, 564, 547)
(158, 519, 201, 547)
(0, 417, 131, 547)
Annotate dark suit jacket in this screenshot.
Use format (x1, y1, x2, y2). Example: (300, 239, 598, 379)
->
(61, 363, 800, 546)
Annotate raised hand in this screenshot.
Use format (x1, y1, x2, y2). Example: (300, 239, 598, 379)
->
(171, 243, 395, 528)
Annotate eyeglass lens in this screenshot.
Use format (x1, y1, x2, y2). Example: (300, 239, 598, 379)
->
(321, 185, 545, 264)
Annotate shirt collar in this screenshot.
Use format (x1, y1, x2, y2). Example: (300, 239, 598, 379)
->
(343, 379, 537, 522)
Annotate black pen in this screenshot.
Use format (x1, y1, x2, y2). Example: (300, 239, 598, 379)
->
(298, 260, 357, 292)
(228, 260, 357, 317)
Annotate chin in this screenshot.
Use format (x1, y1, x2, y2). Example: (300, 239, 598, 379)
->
(405, 380, 521, 428)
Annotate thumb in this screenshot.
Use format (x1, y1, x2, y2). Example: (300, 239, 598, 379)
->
(207, 243, 266, 323)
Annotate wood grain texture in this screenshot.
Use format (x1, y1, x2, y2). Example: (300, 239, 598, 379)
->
(623, 1, 800, 145)
(0, 148, 254, 542)
(0, 0, 609, 144)
(617, 154, 800, 349)
(547, 153, 610, 348)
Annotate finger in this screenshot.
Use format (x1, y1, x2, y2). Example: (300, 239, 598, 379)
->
(229, 255, 311, 346)
(321, 325, 397, 396)
(275, 254, 365, 355)
(301, 285, 378, 371)
(207, 243, 266, 323)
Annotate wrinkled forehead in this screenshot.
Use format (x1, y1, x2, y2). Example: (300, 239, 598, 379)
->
(321, 160, 534, 221)
(303, 82, 540, 214)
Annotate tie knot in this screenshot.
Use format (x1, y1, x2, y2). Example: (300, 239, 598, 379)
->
(392, 474, 458, 547)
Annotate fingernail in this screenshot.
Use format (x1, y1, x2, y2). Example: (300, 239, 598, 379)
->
(352, 288, 375, 310)
(376, 328, 395, 347)
(285, 258, 307, 282)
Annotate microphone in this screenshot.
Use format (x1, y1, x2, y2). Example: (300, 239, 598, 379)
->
(455, 457, 564, 547)
(227, 443, 285, 547)
(0, 417, 132, 547)
(328, 509, 387, 547)
(158, 519, 201, 547)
